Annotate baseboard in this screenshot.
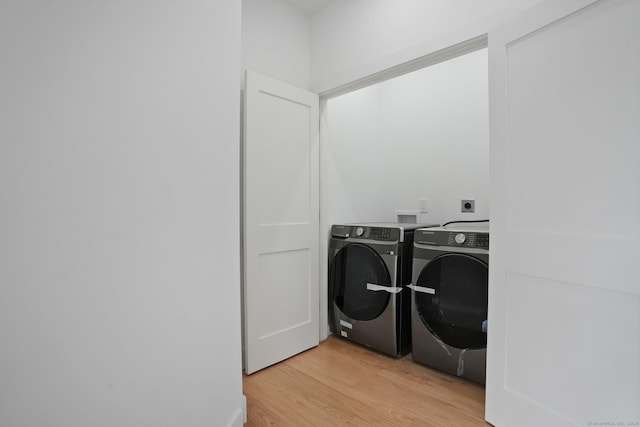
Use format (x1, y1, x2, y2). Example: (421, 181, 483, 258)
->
(242, 394, 247, 424)
(228, 407, 244, 427)
(227, 395, 247, 427)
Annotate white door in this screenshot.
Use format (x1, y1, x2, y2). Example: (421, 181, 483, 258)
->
(243, 70, 319, 374)
(487, 0, 640, 425)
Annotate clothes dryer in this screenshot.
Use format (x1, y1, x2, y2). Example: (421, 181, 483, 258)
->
(410, 226, 489, 384)
(328, 223, 438, 357)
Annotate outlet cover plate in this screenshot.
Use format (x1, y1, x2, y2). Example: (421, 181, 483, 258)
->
(461, 199, 475, 213)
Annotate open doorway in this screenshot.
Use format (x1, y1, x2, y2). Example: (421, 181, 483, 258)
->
(319, 47, 489, 339)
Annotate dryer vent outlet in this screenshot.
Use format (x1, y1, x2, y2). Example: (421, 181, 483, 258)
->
(461, 199, 475, 213)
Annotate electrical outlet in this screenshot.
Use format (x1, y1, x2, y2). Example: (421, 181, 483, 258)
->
(461, 199, 475, 213)
(419, 197, 429, 212)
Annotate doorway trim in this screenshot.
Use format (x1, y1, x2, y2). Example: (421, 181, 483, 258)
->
(318, 34, 487, 100)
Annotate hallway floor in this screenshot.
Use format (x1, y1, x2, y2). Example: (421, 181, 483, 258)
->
(243, 335, 488, 426)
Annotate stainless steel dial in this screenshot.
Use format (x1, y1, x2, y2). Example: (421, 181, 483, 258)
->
(454, 233, 466, 244)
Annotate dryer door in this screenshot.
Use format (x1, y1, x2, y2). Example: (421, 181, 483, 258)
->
(329, 243, 391, 321)
(415, 253, 488, 349)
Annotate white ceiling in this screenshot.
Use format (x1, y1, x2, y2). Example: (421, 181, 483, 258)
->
(282, 0, 334, 14)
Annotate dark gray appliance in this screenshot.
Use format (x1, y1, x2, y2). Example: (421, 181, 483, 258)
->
(410, 226, 489, 384)
(328, 222, 438, 357)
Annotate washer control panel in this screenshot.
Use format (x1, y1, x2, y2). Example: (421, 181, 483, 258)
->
(331, 225, 399, 242)
(415, 229, 489, 249)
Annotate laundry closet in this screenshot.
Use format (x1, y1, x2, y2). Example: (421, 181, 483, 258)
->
(319, 48, 490, 339)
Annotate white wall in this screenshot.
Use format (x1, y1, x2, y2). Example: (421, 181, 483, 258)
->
(310, 0, 543, 93)
(242, 0, 311, 89)
(0, 2, 244, 426)
(323, 48, 489, 226)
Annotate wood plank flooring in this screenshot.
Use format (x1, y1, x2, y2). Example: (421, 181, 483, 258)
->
(243, 336, 489, 426)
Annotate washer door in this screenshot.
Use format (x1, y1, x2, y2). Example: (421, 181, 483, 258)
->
(415, 253, 488, 349)
(329, 243, 391, 321)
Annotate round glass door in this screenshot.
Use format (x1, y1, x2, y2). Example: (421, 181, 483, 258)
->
(415, 253, 488, 349)
(329, 243, 391, 321)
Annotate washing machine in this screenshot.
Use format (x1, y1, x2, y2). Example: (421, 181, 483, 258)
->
(410, 225, 489, 384)
(328, 222, 438, 357)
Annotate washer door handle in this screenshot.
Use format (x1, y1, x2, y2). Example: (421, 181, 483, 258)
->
(366, 283, 402, 294)
(407, 284, 436, 295)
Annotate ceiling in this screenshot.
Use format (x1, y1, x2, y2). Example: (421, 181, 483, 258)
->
(282, 0, 334, 14)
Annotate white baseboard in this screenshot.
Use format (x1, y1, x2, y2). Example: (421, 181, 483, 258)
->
(242, 394, 247, 424)
(228, 407, 244, 427)
(227, 395, 247, 427)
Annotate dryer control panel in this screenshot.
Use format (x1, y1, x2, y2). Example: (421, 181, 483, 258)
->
(415, 229, 489, 249)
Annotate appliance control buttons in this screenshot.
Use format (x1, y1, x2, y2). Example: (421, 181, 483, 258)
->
(355, 227, 364, 237)
(476, 234, 490, 248)
(455, 233, 466, 244)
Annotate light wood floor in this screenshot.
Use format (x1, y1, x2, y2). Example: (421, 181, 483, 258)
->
(243, 336, 489, 426)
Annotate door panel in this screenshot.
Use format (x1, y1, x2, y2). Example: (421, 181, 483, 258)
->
(503, 274, 638, 420)
(243, 71, 319, 374)
(487, 0, 640, 425)
(256, 249, 311, 338)
(254, 91, 311, 225)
